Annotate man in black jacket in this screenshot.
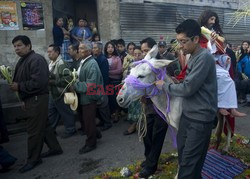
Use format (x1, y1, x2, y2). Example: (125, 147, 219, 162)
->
(92, 42, 112, 131)
(139, 37, 169, 178)
(10, 35, 62, 173)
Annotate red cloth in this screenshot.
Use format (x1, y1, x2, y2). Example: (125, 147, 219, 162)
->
(176, 65, 187, 80)
(199, 35, 209, 49)
(199, 35, 225, 54)
(224, 115, 235, 137)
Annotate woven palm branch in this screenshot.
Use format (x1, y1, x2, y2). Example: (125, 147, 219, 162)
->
(226, 1, 250, 27)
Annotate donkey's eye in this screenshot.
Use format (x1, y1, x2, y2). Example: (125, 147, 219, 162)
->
(137, 75, 145, 79)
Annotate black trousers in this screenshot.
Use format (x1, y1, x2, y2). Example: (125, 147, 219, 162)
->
(177, 114, 213, 179)
(80, 102, 97, 147)
(143, 114, 168, 171)
(97, 95, 112, 127)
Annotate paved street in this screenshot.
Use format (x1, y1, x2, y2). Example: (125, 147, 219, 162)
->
(1, 105, 249, 179)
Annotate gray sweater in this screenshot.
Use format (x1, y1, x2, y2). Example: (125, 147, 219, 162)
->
(163, 48, 217, 123)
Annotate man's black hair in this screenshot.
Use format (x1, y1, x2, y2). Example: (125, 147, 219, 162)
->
(116, 39, 125, 47)
(12, 35, 32, 50)
(140, 37, 156, 48)
(175, 19, 201, 38)
(69, 42, 79, 53)
(49, 44, 61, 54)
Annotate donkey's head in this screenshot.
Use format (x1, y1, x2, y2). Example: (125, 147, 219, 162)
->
(117, 45, 172, 108)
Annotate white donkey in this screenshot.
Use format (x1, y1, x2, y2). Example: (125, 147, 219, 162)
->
(116, 45, 182, 130)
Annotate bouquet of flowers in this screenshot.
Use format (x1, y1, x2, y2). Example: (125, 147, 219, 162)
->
(0, 65, 20, 101)
(0, 65, 13, 84)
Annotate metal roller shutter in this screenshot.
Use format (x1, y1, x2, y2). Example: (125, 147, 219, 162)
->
(120, 2, 250, 46)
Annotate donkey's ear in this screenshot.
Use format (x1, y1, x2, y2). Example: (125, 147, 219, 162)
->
(144, 45, 158, 61)
(151, 59, 173, 69)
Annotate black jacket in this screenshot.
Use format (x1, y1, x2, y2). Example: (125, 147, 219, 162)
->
(13, 51, 49, 100)
(94, 53, 109, 89)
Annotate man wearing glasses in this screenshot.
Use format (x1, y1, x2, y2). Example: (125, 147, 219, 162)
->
(155, 19, 217, 178)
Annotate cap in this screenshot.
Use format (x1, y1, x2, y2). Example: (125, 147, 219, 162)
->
(158, 41, 167, 47)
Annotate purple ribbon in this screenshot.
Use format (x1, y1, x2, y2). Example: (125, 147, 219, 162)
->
(125, 59, 176, 148)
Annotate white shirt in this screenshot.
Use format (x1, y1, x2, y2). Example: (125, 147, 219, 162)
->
(77, 55, 92, 76)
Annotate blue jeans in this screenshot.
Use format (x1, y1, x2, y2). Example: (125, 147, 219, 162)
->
(48, 95, 76, 134)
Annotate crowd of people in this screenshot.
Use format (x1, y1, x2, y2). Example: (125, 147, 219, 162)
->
(0, 9, 249, 178)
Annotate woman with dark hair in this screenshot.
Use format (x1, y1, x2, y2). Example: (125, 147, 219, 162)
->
(70, 18, 92, 44)
(52, 17, 71, 61)
(126, 42, 136, 56)
(123, 42, 136, 78)
(91, 33, 101, 42)
(123, 46, 143, 135)
(104, 41, 122, 123)
(239, 40, 250, 61)
(237, 43, 250, 105)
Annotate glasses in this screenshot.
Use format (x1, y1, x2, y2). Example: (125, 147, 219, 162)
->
(176, 36, 194, 45)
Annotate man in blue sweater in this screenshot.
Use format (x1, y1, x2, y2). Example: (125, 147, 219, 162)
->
(156, 19, 217, 178)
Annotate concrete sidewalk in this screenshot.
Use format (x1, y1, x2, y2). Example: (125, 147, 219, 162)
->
(1, 105, 249, 179)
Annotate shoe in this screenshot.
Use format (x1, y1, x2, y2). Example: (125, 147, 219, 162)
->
(41, 149, 63, 158)
(139, 167, 156, 178)
(140, 160, 146, 168)
(0, 157, 17, 173)
(19, 159, 42, 173)
(60, 132, 77, 139)
(123, 130, 136, 135)
(113, 117, 120, 123)
(96, 131, 102, 139)
(100, 125, 112, 131)
(96, 122, 104, 127)
(79, 145, 96, 154)
(78, 130, 86, 136)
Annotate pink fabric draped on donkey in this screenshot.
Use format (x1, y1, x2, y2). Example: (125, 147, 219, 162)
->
(116, 45, 182, 131)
